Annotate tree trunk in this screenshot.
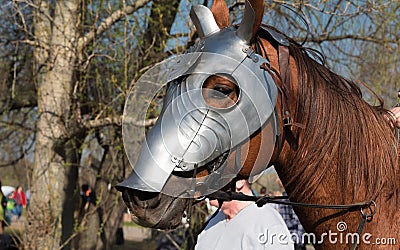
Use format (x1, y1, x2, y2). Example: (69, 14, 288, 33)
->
(26, 0, 79, 249)
(72, 130, 128, 250)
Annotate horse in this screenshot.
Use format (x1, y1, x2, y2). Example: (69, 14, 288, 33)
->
(116, 0, 399, 249)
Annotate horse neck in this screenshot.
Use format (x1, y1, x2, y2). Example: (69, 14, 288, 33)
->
(257, 36, 398, 205)
(255, 36, 400, 246)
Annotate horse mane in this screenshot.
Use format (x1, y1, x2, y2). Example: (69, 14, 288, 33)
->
(256, 26, 399, 205)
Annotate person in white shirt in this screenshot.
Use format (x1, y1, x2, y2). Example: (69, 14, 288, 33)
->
(196, 179, 294, 250)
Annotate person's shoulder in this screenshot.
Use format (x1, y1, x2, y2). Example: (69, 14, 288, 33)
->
(247, 202, 280, 215)
(196, 211, 227, 250)
(234, 204, 294, 249)
(204, 210, 226, 230)
(243, 203, 290, 227)
(230, 203, 277, 225)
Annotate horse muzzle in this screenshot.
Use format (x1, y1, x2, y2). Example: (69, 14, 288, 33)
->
(119, 187, 190, 229)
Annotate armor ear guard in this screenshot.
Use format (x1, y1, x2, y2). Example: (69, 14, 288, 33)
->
(190, 5, 220, 38)
(236, 0, 256, 43)
(190, 0, 256, 43)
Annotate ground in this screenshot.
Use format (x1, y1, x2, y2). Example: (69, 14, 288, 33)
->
(113, 240, 156, 250)
(4, 216, 158, 249)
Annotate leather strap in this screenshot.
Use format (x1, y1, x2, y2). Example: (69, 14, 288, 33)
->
(277, 45, 304, 150)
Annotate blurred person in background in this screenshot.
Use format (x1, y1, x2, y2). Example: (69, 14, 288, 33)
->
(0, 180, 6, 234)
(11, 186, 26, 220)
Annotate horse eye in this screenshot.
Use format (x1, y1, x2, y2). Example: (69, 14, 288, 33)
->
(210, 85, 233, 99)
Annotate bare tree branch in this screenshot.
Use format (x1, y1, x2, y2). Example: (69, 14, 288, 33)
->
(82, 116, 158, 129)
(11, 39, 48, 50)
(307, 34, 394, 44)
(78, 0, 150, 51)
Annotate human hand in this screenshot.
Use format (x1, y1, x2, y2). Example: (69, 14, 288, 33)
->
(389, 107, 400, 128)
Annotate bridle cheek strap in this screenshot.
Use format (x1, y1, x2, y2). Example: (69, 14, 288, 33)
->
(260, 44, 304, 161)
(277, 45, 305, 151)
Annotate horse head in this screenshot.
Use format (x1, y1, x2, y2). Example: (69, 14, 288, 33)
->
(116, 0, 277, 229)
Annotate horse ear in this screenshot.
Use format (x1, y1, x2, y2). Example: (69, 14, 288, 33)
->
(249, 0, 264, 37)
(210, 0, 230, 28)
(237, 0, 264, 43)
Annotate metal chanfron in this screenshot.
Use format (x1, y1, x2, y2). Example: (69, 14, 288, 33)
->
(117, 2, 278, 197)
